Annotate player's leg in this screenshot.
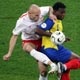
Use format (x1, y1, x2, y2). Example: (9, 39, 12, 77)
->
(56, 45, 80, 69)
(65, 58, 80, 69)
(22, 40, 57, 72)
(23, 42, 56, 65)
(38, 61, 48, 80)
(61, 70, 70, 80)
(58, 58, 80, 72)
(57, 46, 80, 80)
(70, 52, 80, 60)
(57, 51, 80, 73)
(57, 59, 80, 80)
(58, 55, 80, 80)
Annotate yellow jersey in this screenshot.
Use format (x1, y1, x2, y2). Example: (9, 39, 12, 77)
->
(41, 18, 63, 49)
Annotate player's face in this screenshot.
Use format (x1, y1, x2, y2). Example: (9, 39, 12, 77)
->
(32, 12, 40, 21)
(56, 8, 66, 20)
(29, 10, 40, 22)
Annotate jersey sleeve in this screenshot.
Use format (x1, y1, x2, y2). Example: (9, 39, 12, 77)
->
(38, 18, 54, 31)
(12, 20, 26, 35)
(40, 6, 50, 16)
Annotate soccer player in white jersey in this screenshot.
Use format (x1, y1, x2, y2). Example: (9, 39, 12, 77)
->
(3, 4, 57, 73)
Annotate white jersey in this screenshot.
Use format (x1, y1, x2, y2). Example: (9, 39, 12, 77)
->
(12, 6, 49, 40)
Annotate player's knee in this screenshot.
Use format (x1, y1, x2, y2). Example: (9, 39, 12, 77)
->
(40, 71, 47, 77)
(23, 44, 34, 53)
(23, 44, 29, 52)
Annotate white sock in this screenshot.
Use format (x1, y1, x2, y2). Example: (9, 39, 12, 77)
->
(39, 75, 48, 80)
(30, 49, 50, 64)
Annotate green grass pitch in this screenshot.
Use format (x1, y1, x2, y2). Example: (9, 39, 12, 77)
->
(0, 0, 80, 80)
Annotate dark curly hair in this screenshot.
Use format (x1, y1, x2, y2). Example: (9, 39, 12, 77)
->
(53, 2, 66, 10)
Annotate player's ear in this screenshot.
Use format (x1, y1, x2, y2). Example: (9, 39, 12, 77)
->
(28, 11, 31, 14)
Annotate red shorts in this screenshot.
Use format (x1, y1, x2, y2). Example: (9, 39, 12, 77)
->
(22, 39, 42, 51)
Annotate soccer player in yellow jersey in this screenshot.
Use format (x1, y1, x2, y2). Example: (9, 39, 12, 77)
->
(36, 2, 80, 80)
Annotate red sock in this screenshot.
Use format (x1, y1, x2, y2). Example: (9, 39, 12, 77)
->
(61, 70, 70, 80)
(65, 59, 80, 70)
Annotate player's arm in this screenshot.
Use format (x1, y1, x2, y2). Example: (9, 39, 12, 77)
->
(3, 35, 18, 60)
(3, 20, 25, 61)
(36, 28, 51, 37)
(40, 6, 57, 22)
(49, 6, 57, 22)
(36, 18, 54, 37)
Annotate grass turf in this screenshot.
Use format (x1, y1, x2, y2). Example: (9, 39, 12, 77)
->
(0, 0, 80, 80)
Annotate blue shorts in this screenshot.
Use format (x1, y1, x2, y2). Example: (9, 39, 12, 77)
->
(40, 45, 72, 63)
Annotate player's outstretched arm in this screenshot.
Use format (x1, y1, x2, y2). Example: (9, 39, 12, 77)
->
(3, 35, 18, 61)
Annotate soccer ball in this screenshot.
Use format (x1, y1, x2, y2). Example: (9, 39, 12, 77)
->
(50, 31, 65, 45)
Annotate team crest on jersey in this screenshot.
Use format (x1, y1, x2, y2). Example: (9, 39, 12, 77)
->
(41, 23, 47, 28)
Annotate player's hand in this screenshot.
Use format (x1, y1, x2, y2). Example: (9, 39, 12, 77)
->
(49, 14, 57, 23)
(3, 54, 11, 61)
(65, 37, 71, 42)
